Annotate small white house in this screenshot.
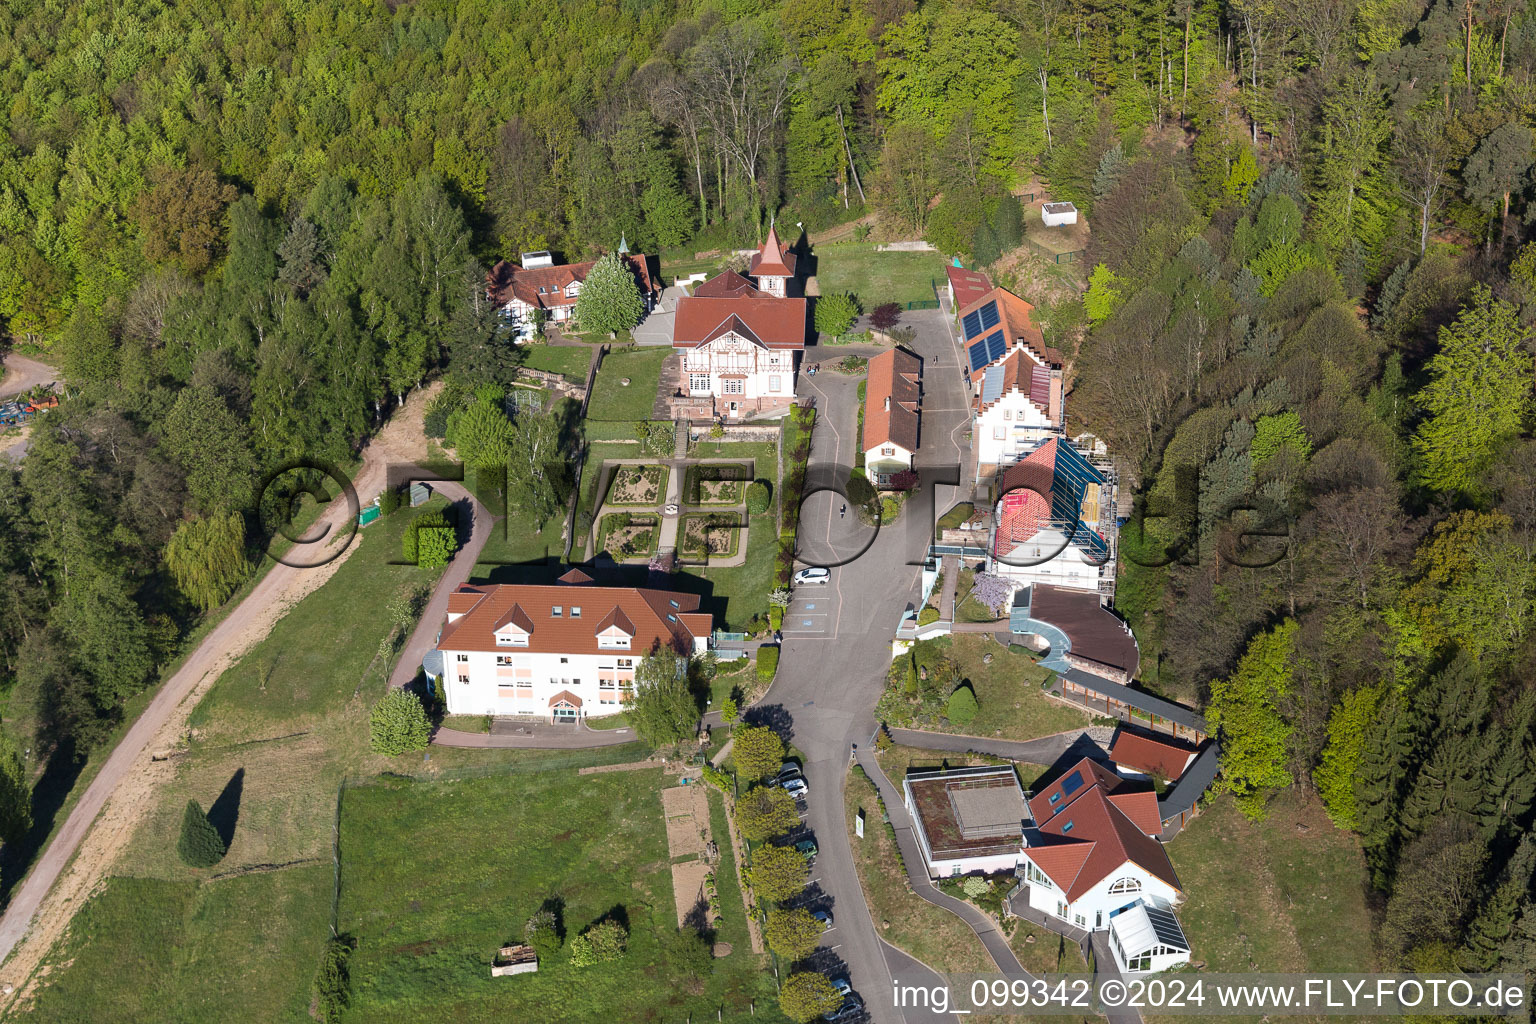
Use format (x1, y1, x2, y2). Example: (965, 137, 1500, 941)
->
(863, 348, 921, 486)
(1017, 758, 1187, 945)
(1041, 202, 1079, 227)
(903, 765, 1028, 878)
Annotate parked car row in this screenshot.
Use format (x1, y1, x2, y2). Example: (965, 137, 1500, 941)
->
(774, 761, 809, 799)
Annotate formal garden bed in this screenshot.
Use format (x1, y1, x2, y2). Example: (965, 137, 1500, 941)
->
(596, 512, 660, 559)
(680, 513, 743, 558)
(604, 464, 667, 506)
(682, 461, 753, 505)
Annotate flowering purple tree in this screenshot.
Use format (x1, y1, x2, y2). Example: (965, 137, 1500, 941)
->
(970, 573, 1015, 616)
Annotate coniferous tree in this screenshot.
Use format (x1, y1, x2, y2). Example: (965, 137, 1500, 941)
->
(177, 799, 226, 867)
(1461, 836, 1536, 969)
(1478, 692, 1536, 842)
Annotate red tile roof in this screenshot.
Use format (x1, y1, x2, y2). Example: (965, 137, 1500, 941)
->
(486, 254, 659, 312)
(864, 348, 921, 454)
(438, 583, 711, 656)
(995, 438, 1060, 548)
(748, 224, 796, 279)
(1024, 757, 1180, 901)
(946, 265, 993, 310)
(673, 295, 808, 350)
(1109, 729, 1199, 782)
(693, 269, 763, 298)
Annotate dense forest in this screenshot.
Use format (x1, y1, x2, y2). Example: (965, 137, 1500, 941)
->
(0, 0, 1533, 977)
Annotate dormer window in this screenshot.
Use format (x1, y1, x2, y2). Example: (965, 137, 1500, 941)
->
(552, 606, 563, 617)
(571, 607, 581, 618)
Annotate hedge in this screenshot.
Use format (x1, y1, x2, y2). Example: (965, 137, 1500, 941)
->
(757, 646, 780, 681)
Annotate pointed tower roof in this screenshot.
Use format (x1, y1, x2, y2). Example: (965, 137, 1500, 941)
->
(749, 222, 796, 279)
(618, 233, 629, 255)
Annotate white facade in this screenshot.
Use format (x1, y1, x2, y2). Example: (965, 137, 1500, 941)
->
(990, 524, 1108, 594)
(1041, 202, 1079, 227)
(441, 611, 707, 720)
(682, 333, 798, 408)
(865, 441, 914, 484)
(1020, 855, 1183, 933)
(974, 391, 1060, 485)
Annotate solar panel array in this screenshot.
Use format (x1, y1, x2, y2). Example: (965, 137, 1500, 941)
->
(1060, 769, 1085, 797)
(961, 299, 1001, 341)
(968, 340, 989, 373)
(1144, 905, 1190, 950)
(985, 330, 1006, 364)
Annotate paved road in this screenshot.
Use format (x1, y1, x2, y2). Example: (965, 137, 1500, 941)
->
(388, 479, 494, 690)
(887, 727, 1112, 767)
(0, 352, 55, 400)
(738, 312, 983, 1023)
(0, 434, 400, 968)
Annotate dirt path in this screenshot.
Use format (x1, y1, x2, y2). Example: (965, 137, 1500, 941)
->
(0, 387, 439, 1006)
(0, 353, 56, 401)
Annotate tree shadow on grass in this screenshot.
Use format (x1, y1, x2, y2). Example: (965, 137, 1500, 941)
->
(0, 741, 84, 902)
(206, 767, 245, 851)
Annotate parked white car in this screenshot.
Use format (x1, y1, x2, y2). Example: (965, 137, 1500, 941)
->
(793, 567, 830, 586)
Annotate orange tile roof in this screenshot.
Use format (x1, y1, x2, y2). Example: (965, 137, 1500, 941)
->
(976, 348, 1055, 418)
(1109, 729, 1199, 781)
(673, 294, 808, 350)
(438, 583, 709, 656)
(693, 269, 763, 298)
(1023, 757, 1180, 901)
(864, 348, 921, 453)
(959, 287, 1062, 368)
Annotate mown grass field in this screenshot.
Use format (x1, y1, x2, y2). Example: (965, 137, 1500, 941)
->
(337, 768, 783, 1024)
(518, 343, 592, 381)
(586, 348, 671, 422)
(813, 245, 947, 307)
(25, 867, 334, 1024)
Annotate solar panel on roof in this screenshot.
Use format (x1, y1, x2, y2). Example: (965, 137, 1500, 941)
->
(962, 309, 983, 339)
(1145, 906, 1190, 949)
(978, 300, 1000, 331)
(1060, 769, 1085, 798)
(986, 330, 1007, 364)
(968, 340, 989, 373)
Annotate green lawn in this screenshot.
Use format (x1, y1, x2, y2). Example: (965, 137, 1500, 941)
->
(586, 348, 671, 422)
(674, 444, 779, 631)
(189, 499, 448, 741)
(936, 501, 975, 531)
(337, 768, 784, 1024)
(518, 343, 591, 381)
(26, 868, 333, 1024)
(813, 244, 947, 307)
(878, 634, 1091, 740)
(1152, 791, 1375, 1024)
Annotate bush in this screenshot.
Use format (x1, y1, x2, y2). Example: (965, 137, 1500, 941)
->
(746, 480, 771, 515)
(917, 606, 940, 626)
(378, 487, 401, 517)
(416, 526, 456, 569)
(947, 684, 979, 726)
(524, 908, 562, 961)
(664, 926, 715, 981)
(757, 645, 779, 680)
(570, 919, 628, 966)
(402, 508, 450, 563)
(769, 606, 783, 631)
(314, 937, 354, 1024)
(962, 875, 990, 899)
(177, 799, 226, 867)
(370, 690, 432, 755)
